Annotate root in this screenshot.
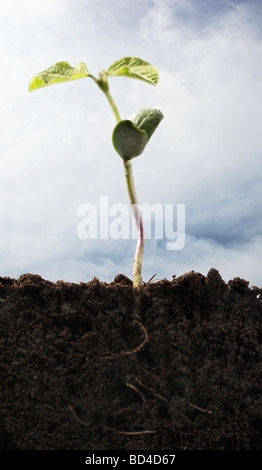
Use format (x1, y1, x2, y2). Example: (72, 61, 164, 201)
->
(135, 377, 168, 403)
(68, 404, 155, 436)
(182, 399, 213, 415)
(135, 377, 212, 414)
(101, 320, 148, 360)
(104, 427, 156, 436)
(113, 406, 132, 416)
(126, 381, 146, 403)
(67, 404, 90, 426)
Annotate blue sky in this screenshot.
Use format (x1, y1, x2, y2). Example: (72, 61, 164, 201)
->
(0, 0, 262, 286)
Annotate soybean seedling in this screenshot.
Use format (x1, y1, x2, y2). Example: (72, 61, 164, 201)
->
(29, 57, 163, 288)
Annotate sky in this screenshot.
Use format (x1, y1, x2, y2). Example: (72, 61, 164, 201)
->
(0, 0, 262, 286)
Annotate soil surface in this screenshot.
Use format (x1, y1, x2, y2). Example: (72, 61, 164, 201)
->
(1, 269, 262, 451)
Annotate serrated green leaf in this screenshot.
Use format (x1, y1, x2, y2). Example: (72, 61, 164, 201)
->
(112, 120, 148, 160)
(128, 108, 164, 140)
(29, 61, 89, 91)
(106, 57, 159, 85)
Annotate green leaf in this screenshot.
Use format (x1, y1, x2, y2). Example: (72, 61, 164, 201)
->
(106, 57, 159, 85)
(128, 108, 164, 140)
(29, 61, 89, 91)
(112, 120, 148, 160)
(112, 108, 164, 160)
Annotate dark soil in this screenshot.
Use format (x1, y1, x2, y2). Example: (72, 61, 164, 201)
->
(1, 268, 262, 451)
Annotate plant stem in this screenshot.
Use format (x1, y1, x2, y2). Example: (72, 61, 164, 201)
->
(103, 89, 121, 123)
(123, 159, 144, 288)
(97, 81, 144, 288)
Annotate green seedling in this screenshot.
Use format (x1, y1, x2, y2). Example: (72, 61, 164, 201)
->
(29, 57, 163, 288)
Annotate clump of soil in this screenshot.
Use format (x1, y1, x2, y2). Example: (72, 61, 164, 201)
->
(0, 269, 261, 450)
